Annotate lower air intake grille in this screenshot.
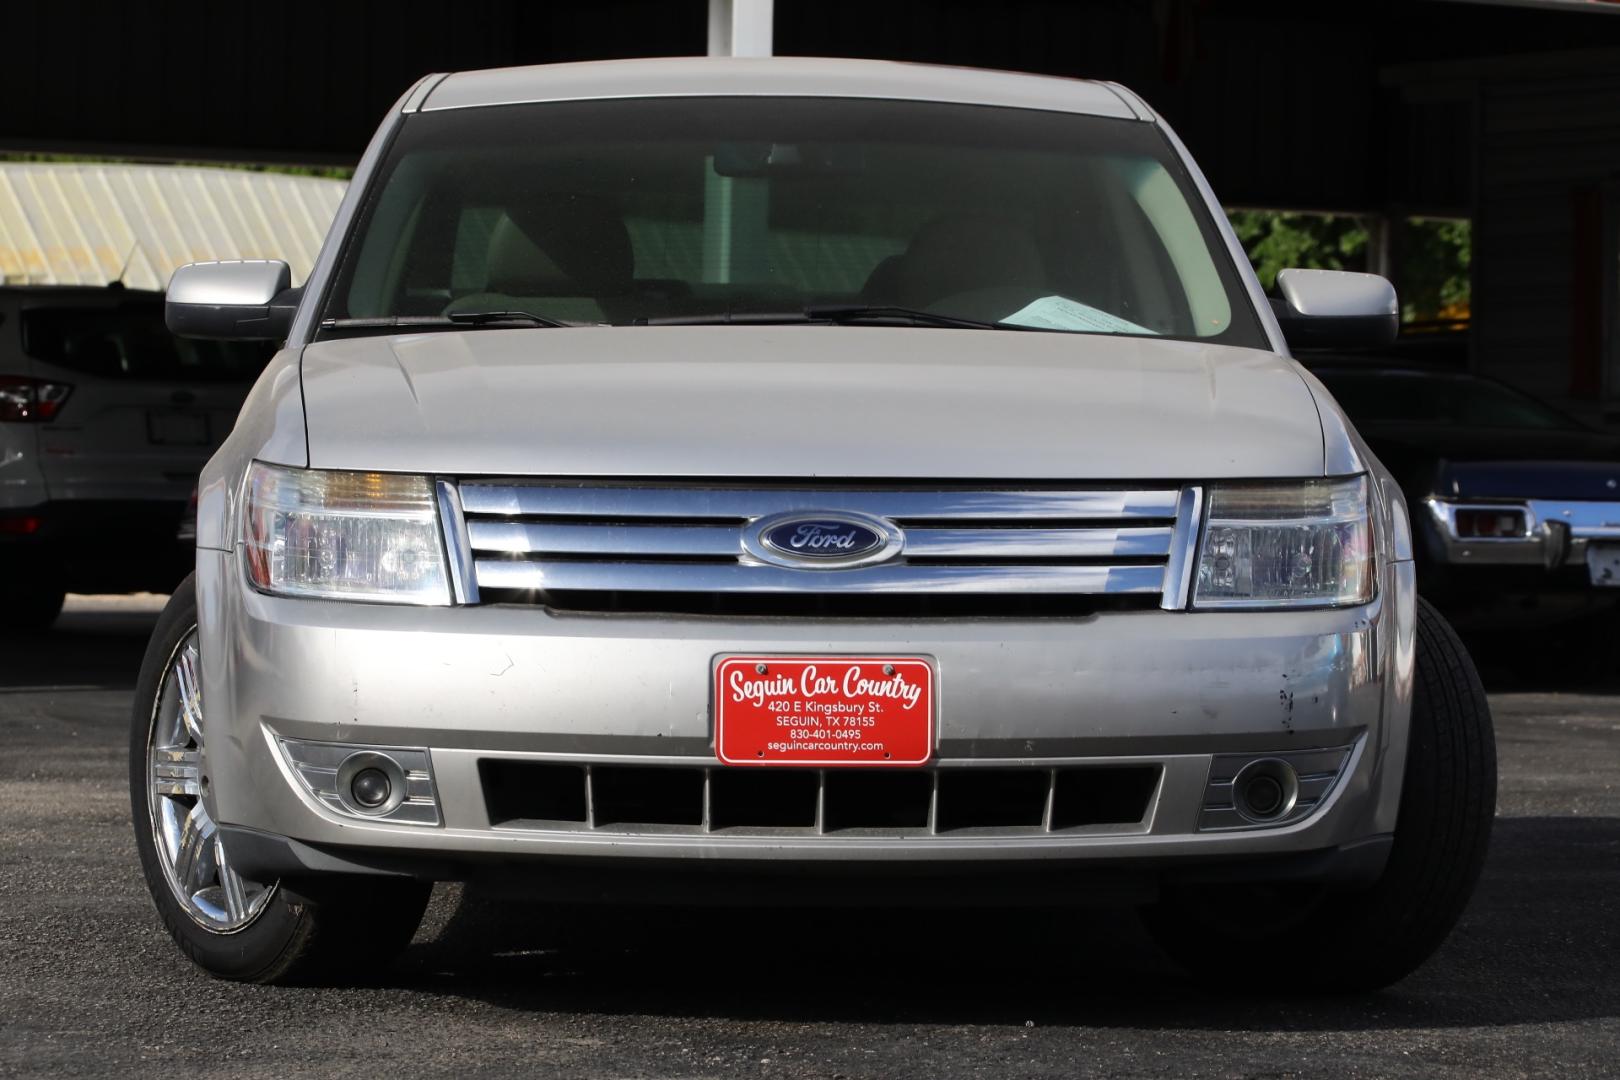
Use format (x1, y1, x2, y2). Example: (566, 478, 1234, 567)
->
(480, 761, 1163, 836)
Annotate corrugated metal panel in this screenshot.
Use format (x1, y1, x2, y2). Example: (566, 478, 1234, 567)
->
(0, 163, 345, 291)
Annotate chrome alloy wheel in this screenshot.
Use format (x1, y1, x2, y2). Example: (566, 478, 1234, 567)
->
(145, 629, 274, 932)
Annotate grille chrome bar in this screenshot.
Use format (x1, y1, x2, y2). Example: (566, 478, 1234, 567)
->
(475, 559, 1166, 595)
(1159, 486, 1204, 611)
(436, 479, 480, 605)
(459, 483, 1182, 522)
(456, 480, 1193, 608)
(467, 520, 1175, 560)
(905, 525, 1173, 559)
(468, 521, 743, 557)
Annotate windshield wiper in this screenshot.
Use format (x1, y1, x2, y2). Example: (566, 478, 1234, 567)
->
(319, 310, 575, 334)
(640, 304, 1030, 331)
(446, 310, 574, 328)
(638, 310, 815, 327)
(803, 303, 1016, 330)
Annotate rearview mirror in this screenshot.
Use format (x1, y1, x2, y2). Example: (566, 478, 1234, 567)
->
(166, 260, 300, 341)
(712, 142, 866, 178)
(1271, 268, 1398, 350)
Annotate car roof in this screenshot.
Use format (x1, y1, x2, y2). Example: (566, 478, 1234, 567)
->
(418, 56, 1144, 121)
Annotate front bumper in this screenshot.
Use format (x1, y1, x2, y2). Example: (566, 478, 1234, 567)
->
(218, 824, 1397, 905)
(197, 549, 1415, 881)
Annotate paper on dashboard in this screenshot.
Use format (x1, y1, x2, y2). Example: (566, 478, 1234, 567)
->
(1001, 295, 1156, 335)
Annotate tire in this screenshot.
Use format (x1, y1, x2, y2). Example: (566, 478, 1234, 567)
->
(129, 574, 431, 983)
(1, 578, 65, 630)
(1143, 596, 1497, 993)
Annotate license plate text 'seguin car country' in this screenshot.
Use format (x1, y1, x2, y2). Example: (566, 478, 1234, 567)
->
(714, 657, 934, 766)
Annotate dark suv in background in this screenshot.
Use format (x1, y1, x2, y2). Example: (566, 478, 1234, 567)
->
(0, 286, 271, 628)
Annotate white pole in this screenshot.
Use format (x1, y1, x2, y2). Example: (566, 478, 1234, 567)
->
(707, 0, 774, 57)
(703, 0, 773, 283)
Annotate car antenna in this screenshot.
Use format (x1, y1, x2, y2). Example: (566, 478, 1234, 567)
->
(108, 241, 140, 290)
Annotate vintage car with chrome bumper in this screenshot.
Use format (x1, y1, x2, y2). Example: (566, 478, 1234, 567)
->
(1308, 363, 1620, 626)
(1420, 484, 1620, 620)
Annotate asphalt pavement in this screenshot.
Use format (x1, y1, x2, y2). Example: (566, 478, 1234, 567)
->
(1, 596, 1616, 1079)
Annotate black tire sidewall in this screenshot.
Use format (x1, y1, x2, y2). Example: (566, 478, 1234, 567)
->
(1345, 596, 1497, 977)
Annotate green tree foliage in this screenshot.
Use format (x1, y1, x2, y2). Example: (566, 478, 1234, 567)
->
(1226, 209, 1369, 290)
(1397, 217, 1471, 325)
(1225, 209, 1471, 326)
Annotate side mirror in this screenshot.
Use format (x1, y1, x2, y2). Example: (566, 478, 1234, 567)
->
(1271, 268, 1398, 350)
(166, 260, 300, 341)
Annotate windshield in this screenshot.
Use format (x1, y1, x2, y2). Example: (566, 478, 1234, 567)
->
(321, 96, 1264, 346)
(1317, 371, 1581, 430)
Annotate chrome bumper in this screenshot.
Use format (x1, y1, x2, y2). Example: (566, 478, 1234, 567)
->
(197, 549, 1414, 870)
(1424, 496, 1620, 567)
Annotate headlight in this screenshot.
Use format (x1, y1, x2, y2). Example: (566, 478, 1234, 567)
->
(242, 461, 450, 604)
(1193, 476, 1373, 609)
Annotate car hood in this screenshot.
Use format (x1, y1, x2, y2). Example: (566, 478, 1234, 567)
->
(299, 327, 1326, 479)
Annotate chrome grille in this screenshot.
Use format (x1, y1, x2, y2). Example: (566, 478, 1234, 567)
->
(448, 481, 1202, 613)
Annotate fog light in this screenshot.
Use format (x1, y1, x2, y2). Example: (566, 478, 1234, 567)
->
(350, 767, 392, 808)
(331, 751, 407, 817)
(1199, 745, 1354, 832)
(1231, 758, 1300, 823)
(276, 738, 441, 825)
(1241, 774, 1284, 817)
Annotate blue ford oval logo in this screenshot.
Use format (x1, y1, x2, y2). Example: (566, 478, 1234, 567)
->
(746, 512, 901, 569)
(765, 518, 883, 558)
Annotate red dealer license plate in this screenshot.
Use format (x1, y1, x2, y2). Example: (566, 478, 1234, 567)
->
(715, 656, 934, 767)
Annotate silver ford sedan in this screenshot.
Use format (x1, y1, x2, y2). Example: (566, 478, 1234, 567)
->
(130, 57, 1495, 991)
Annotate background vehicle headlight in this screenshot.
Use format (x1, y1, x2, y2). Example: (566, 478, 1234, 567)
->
(242, 462, 450, 604)
(1193, 476, 1372, 609)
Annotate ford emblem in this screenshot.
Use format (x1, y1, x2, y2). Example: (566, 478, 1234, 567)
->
(744, 512, 902, 569)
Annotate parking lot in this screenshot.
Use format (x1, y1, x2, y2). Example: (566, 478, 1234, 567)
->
(0, 597, 1614, 1079)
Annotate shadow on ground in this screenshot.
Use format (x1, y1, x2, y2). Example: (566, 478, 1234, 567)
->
(0, 595, 164, 690)
(1462, 615, 1620, 694)
(393, 814, 1619, 1032)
